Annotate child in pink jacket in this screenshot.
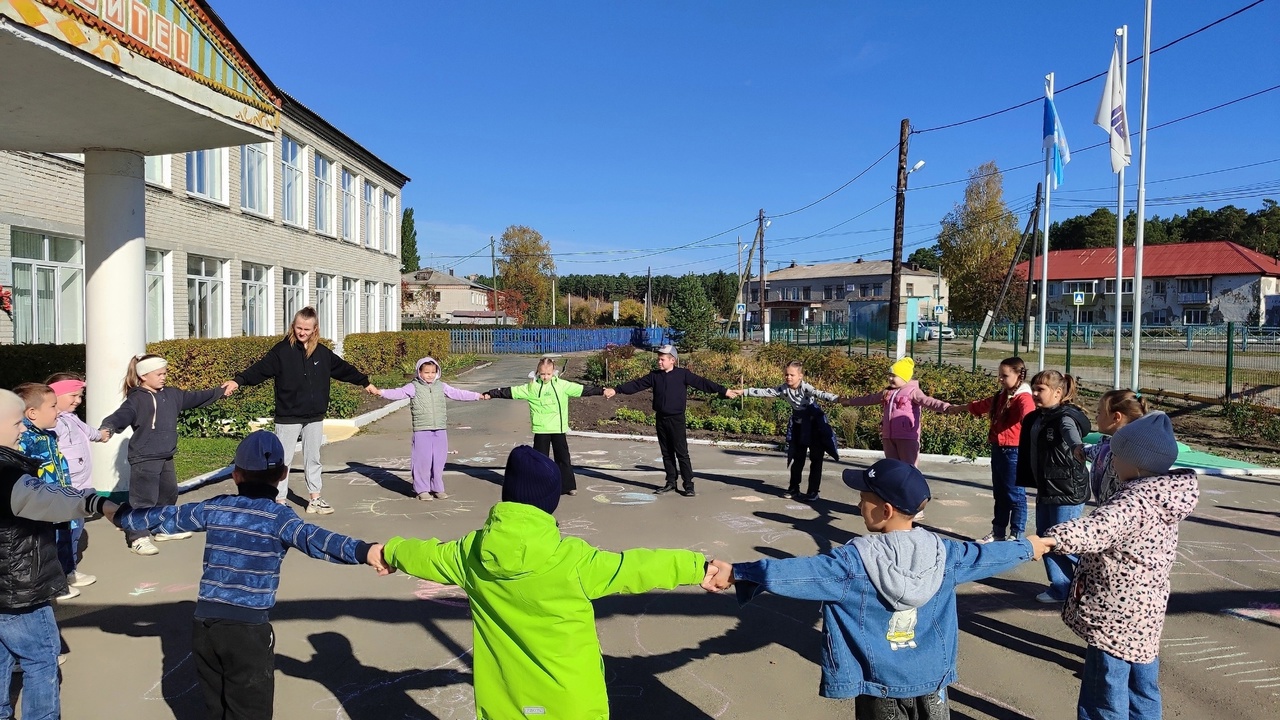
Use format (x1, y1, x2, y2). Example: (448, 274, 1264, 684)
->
(1044, 412, 1197, 720)
(841, 357, 950, 467)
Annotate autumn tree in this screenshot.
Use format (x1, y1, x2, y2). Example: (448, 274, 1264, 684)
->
(497, 225, 555, 325)
(937, 162, 1025, 322)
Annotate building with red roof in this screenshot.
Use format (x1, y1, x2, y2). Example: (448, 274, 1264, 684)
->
(1015, 241, 1280, 327)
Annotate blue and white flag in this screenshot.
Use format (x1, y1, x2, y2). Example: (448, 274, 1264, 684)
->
(1094, 39, 1132, 173)
(1043, 93, 1070, 189)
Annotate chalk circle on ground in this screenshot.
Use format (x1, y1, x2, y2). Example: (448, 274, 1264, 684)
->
(353, 497, 476, 519)
(734, 457, 765, 466)
(731, 495, 764, 503)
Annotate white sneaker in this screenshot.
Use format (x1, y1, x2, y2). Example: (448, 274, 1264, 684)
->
(976, 533, 1000, 544)
(417, 492, 434, 501)
(55, 586, 80, 601)
(67, 571, 96, 588)
(154, 531, 194, 542)
(130, 537, 160, 556)
(432, 491, 449, 500)
(306, 497, 335, 515)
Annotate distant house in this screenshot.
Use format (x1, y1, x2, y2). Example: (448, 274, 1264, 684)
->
(401, 268, 509, 324)
(1016, 241, 1280, 327)
(752, 259, 950, 327)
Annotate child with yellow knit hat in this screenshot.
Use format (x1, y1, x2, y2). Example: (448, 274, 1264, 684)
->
(841, 357, 951, 467)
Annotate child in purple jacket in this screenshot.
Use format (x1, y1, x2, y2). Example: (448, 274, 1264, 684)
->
(379, 357, 485, 500)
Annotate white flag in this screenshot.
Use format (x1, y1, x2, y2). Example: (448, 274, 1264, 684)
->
(1094, 40, 1131, 173)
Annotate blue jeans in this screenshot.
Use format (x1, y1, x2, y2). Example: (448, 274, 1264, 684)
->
(0, 603, 62, 720)
(1078, 645, 1161, 720)
(56, 519, 81, 576)
(1036, 500, 1083, 600)
(990, 446, 1026, 539)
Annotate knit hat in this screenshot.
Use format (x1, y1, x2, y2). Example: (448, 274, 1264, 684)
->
(843, 459, 931, 515)
(1110, 411, 1179, 475)
(501, 446, 562, 515)
(890, 357, 915, 383)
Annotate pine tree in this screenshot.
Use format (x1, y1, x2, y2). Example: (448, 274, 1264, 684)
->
(666, 273, 717, 351)
(400, 207, 420, 274)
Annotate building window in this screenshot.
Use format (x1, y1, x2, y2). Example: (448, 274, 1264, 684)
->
(1063, 281, 1094, 296)
(382, 193, 396, 253)
(1152, 308, 1170, 325)
(835, 285, 847, 300)
(342, 278, 358, 336)
(1048, 282, 1059, 297)
(905, 283, 914, 297)
(186, 148, 226, 202)
(872, 283, 884, 297)
(315, 274, 335, 339)
(363, 281, 378, 332)
(1074, 310, 1095, 324)
(823, 285, 833, 300)
(145, 249, 169, 342)
(933, 284, 940, 299)
(1103, 278, 1134, 294)
(282, 269, 307, 321)
(341, 170, 359, 243)
(187, 255, 225, 338)
(802, 286, 812, 301)
(314, 153, 334, 235)
(240, 142, 271, 216)
(10, 230, 84, 344)
(145, 156, 170, 186)
(1183, 309, 1209, 325)
(362, 182, 378, 248)
(1153, 280, 1168, 296)
(1048, 309, 1061, 323)
(281, 137, 305, 227)
(240, 262, 270, 337)
(750, 288, 759, 303)
(383, 283, 395, 331)
(1121, 310, 1134, 324)
(859, 284, 871, 298)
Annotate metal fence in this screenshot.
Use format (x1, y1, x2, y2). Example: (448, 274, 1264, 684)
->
(447, 326, 673, 355)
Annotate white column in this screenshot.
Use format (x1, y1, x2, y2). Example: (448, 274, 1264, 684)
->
(84, 150, 146, 495)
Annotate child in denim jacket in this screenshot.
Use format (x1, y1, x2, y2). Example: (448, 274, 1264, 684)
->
(704, 459, 1050, 719)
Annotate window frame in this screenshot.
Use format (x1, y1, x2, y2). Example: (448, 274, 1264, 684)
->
(342, 277, 359, 337)
(363, 280, 379, 332)
(187, 255, 228, 339)
(381, 192, 396, 253)
(314, 153, 336, 236)
(283, 268, 308, 323)
(9, 230, 85, 345)
(145, 155, 171, 187)
(340, 169, 359, 244)
(185, 148, 228, 204)
(145, 248, 172, 342)
(315, 274, 336, 340)
(239, 141, 273, 217)
(362, 181, 378, 249)
(281, 136, 307, 228)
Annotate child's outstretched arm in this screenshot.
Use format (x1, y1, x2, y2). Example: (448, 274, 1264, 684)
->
(379, 383, 417, 401)
(179, 387, 226, 411)
(742, 384, 784, 398)
(840, 391, 884, 407)
(726, 553, 853, 604)
(910, 387, 952, 414)
(578, 545, 708, 599)
(440, 383, 484, 402)
(948, 537, 1038, 585)
(10, 478, 115, 524)
(98, 397, 137, 437)
(115, 501, 209, 536)
(277, 515, 377, 566)
(381, 535, 467, 586)
(1044, 497, 1137, 555)
(484, 386, 515, 400)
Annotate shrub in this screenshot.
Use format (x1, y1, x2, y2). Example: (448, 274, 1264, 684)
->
(706, 337, 739, 354)
(585, 344, 651, 383)
(342, 330, 449, 376)
(0, 344, 87, 388)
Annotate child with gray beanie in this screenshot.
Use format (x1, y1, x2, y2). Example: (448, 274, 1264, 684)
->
(1042, 411, 1199, 720)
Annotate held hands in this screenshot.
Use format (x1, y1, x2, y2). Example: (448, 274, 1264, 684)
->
(480, 393, 490, 400)
(365, 384, 381, 396)
(724, 389, 742, 399)
(700, 558, 735, 592)
(1072, 445, 1087, 463)
(98, 428, 112, 442)
(221, 380, 239, 397)
(100, 501, 120, 525)
(1027, 535, 1056, 561)
(602, 388, 616, 399)
(367, 543, 395, 575)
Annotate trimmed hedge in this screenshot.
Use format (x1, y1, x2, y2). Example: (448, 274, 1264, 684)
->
(0, 344, 87, 388)
(341, 330, 450, 376)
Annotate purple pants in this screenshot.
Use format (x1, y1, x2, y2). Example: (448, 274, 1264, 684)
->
(411, 429, 449, 494)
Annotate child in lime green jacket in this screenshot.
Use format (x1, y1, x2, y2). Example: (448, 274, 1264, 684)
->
(380, 446, 709, 720)
(484, 357, 606, 495)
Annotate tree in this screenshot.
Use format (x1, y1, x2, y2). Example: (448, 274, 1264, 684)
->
(702, 270, 739, 318)
(400, 207, 420, 274)
(937, 162, 1025, 322)
(907, 246, 940, 272)
(666, 273, 717, 351)
(496, 225, 555, 325)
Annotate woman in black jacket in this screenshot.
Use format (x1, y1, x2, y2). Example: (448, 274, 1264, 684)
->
(224, 307, 377, 514)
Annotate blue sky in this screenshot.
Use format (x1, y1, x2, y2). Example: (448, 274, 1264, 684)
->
(215, 0, 1280, 278)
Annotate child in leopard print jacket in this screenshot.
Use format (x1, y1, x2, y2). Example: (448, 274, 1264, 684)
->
(1044, 412, 1198, 720)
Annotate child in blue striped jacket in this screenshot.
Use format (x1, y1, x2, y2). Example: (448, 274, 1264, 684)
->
(114, 431, 387, 719)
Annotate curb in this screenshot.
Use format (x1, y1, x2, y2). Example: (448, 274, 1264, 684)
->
(177, 399, 412, 495)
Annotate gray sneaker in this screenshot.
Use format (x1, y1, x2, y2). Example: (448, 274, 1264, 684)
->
(306, 497, 335, 515)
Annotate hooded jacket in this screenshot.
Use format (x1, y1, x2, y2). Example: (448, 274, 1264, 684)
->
(54, 411, 99, 491)
(965, 383, 1034, 447)
(0, 446, 107, 609)
(18, 421, 72, 487)
(1016, 404, 1091, 504)
(487, 376, 603, 435)
(383, 502, 706, 720)
(1047, 470, 1199, 663)
(234, 339, 370, 424)
(379, 357, 483, 431)
(99, 386, 224, 462)
(732, 529, 1032, 699)
(846, 381, 952, 441)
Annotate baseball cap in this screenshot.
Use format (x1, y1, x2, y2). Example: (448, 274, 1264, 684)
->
(234, 430, 286, 472)
(843, 459, 931, 515)
(657, 344, 678, 360)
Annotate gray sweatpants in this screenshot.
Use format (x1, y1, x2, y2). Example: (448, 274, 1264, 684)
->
(274, 421, 325, 501)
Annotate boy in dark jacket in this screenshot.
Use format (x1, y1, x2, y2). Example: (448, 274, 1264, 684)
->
(610, 345, 738, 496)
(114, 431, 386, 720)
(0, 388, 117, 719)
(704, 459, 1051, 719)
(223, 307, 376, 514)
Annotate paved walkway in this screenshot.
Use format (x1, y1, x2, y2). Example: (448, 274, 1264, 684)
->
(52, 355, 1280, 719)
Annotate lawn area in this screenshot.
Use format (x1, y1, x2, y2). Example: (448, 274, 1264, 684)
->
(175, 436, 239, 481)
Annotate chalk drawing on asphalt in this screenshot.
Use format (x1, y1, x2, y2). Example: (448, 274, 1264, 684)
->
(731, 495, 765, 503)
(414, 580, 469, 608)
(353, 497, 476, 520)
(142, 652, 200, 701)
(558, 516, 598, 537)
(713, 512, 802, 545)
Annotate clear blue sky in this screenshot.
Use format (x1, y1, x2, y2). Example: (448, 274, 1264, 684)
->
(214, 0, 1280, 278)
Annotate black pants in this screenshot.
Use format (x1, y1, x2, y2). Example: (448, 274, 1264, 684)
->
(656, 413, 694, 491)
(788, 440, 824, 495)
(533, 433, 576, 493)
(854, 690, 949, 720)
(192, 618, 275, 720)
(125, 458, 177, 545)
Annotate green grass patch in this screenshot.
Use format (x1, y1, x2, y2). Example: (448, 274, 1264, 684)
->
(175, 436, 239, 481)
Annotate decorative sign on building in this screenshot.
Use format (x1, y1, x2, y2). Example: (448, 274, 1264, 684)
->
(71, 0, 194, 67)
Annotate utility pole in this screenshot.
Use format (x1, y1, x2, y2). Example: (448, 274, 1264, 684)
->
(889, 118, 910, 359)
(489, 235, 498, 325)
(736, 236, 745, 340)
(646, 266, 652, 327)
(551, 275, 556, 326)
(757, 208, 768, 343)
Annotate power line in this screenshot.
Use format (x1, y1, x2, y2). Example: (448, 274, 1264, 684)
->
(765, 143, 899, 219)
(911, 0, 1272, 134)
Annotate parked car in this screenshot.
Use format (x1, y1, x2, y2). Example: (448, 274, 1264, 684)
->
(916, 321, 955, 341)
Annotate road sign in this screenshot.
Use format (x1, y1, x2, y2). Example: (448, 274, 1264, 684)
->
(933, 304, 944, 315)
(1073, 291, 1086, 305)
(735, 303, 746, 315)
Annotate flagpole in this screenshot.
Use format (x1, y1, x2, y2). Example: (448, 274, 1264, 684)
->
(1113, 26, 1127, 389)
(1130, 0, 1153, 390)
(1038, 73, 1054, 373)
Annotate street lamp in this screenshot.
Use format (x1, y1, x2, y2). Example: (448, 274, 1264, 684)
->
(889, 116, 924, 360)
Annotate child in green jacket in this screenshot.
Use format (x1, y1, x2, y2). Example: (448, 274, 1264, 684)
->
(379, 446, 711, 720)
(485, 357, 608, 495)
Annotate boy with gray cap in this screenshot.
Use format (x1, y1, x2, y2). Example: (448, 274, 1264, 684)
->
(610, 345, 737, 496)
(1043, 411, 1198, 720)
(703, 459, 1050, 719)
